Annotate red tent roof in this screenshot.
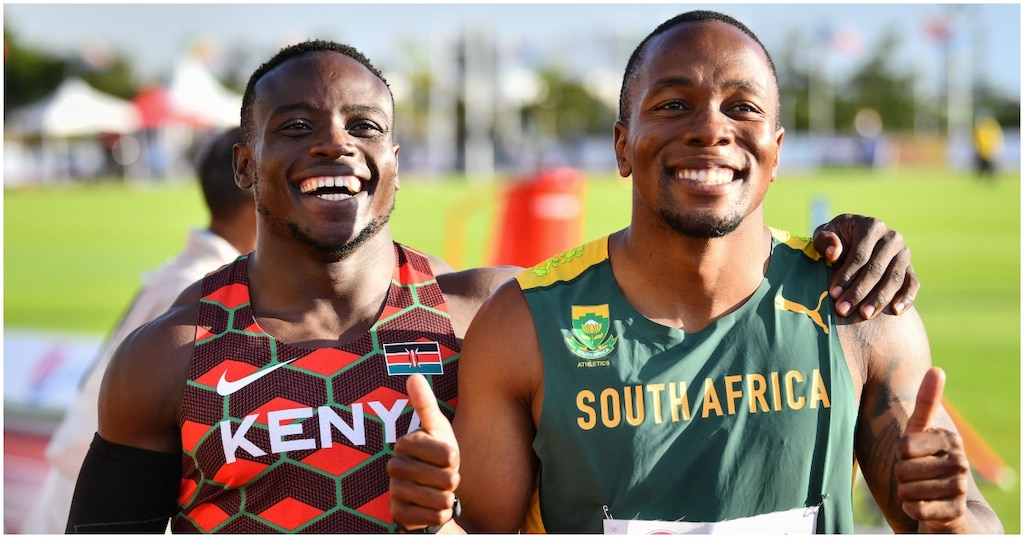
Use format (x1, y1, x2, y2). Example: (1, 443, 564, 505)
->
(133, 85, 205, 129)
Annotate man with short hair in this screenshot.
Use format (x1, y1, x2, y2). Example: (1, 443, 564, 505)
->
(387, 11, 1002, 534)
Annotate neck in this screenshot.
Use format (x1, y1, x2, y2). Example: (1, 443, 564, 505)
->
(610, 218, 771, 332)
(245, 229, 397, 347)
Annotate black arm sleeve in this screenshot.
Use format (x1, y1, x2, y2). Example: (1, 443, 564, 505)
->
(66, 433, 180, 533)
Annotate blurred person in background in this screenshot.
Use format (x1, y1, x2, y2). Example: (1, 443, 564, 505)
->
(23, 126, 256, 534)
(66, 39, 920, 534)
(972, 113, 1004, 178)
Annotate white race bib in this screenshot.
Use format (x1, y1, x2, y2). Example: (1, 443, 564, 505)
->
(602, 505, 819, 535)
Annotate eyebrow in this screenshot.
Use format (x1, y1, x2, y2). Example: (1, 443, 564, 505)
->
(268, 102, 387, 118)
(341, 104, 388, 117)
(650, 75, 763, 96)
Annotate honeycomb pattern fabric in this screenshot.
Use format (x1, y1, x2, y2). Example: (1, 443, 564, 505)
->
(173, 243, 459, 533)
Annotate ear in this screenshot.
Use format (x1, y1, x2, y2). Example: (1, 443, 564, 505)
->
(613, 120, 632, 178)
(233, 143, 254, 190)
(770, 126, 785, 183)
(393, 143, 401, 191)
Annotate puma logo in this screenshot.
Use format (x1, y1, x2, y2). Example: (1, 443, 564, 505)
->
(775, 291, 830, 335)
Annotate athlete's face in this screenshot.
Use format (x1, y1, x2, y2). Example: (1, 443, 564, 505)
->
(235, 51, 399, 258)
(614, 21, 784, 238)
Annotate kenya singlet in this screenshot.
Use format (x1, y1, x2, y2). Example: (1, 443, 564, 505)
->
(173, 243, 459, 533)
(517, 229, 856, 533)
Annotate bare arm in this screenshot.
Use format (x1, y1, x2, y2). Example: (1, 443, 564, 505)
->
(840, 309, 1002, 533)
(451, 280, 542, 532)
(66, 286, 199, 532)
(97, 289, 198, 451)
(389, 279, 541, 533)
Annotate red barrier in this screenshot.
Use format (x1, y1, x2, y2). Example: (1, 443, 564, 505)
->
(489, 167, 587, 268)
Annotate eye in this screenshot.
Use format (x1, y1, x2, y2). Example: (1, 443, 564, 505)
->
(280, 119, 313, 134)
(657, 100, 689, 112)
(348, 120, 386, 138)
(729, 102, 764, 116)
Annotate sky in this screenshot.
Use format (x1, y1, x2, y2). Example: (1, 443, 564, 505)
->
(3, 2, 1021, 103)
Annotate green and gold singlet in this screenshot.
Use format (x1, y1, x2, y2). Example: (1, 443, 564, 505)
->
(517, 228, 856, 533)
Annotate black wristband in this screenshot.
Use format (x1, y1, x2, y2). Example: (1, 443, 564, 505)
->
(396, 496, 461, 534)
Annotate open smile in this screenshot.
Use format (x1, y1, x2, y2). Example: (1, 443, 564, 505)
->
(298, 176, 365, 201)
(672, 166, 748, 187)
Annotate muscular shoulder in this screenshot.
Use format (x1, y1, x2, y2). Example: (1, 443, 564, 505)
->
(459, 277, 542, 407)
(98, 280, 203, 453)
(437, 266, 520, 338)
(836, 306, 932, 418)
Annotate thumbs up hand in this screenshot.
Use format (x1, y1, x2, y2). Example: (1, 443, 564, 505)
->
(895, 367, 971, 532)
(388, 374, 462, 533)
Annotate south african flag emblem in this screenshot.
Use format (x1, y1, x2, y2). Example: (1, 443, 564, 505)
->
(567, 304, 617, 359)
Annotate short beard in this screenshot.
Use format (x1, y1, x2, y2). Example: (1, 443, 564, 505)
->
(656, 178, 743, 238)
(659, 207, 743, 238)
(288, 198, 394, 259)
(286, 216, 378, 258)
(253, 169, 396, 259)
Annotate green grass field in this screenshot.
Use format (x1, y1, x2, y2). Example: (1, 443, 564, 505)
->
(4, 166, 1019, 532)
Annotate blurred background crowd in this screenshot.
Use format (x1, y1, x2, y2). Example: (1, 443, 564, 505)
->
(4, 3, 1020, 186)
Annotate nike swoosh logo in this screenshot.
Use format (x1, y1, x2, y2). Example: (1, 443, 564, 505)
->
(216, 358, 298, 396)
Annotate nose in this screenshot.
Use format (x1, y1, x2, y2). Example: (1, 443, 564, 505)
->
(311, 123, 357, 159)
(684, 107, 733, 147)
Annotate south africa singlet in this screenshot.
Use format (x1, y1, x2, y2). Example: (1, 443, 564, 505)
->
(517, 229, 857, 534)
(173, 243, 459, 533)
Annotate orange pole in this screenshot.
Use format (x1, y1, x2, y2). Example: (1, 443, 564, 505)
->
(944, 397, 1016, 490)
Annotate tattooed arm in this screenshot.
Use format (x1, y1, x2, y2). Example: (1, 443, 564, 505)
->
(838, 310, 1002, 533)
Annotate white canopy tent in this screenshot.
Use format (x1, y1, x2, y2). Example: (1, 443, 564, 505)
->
(7, 77, 140, 138)
(168, 57, 242, 128)
(5, 78, 141, 183)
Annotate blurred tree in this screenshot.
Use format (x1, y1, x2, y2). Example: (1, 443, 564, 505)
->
(4, 27, 140, 112)
(773, 25, 1023, 135)
(4, 27, 67, 114)
(974, 81, 1020, 128)
(837, 29, 915, 133)
(777, 29, 812, 132)
(524, 67, 615, 142)
(220, 40, 260, 93)
(77, 56, 138, 100)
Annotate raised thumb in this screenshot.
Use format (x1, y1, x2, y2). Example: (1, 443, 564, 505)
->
(407, 373, 457, 448)
(905, 367, 946, 434)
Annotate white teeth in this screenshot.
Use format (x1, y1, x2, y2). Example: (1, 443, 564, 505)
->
(298, 176, 363, 195)
(677, 168, 734, 185)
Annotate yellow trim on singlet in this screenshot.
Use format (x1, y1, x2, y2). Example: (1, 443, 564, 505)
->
(515, 229, 818, 292)
(768, 226, 822, 261)
(516, 237, 609, 291)
(521, 482, 547, 533)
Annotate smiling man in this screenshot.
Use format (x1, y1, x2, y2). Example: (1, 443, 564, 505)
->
(387, 11, 1002, 534)
(64, 41, 514, 534)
